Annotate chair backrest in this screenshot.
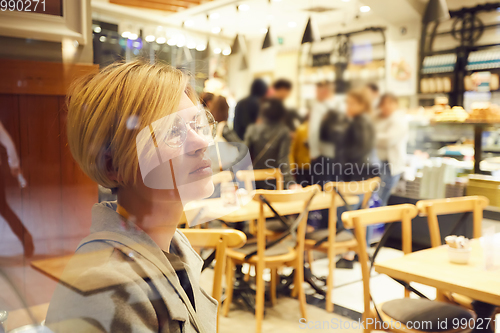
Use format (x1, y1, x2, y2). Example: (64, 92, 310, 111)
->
(179, 228, 246, 332)
(341, 204, 419, 316)
(253, 185, 321, 264)
(323, 177, 380, 238)
(212, 170, 234, 186)
(236, 168, 284, 191)
(416, 196, 489, 248)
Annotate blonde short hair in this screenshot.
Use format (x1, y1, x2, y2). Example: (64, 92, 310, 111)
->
(66, 60, 195, 189)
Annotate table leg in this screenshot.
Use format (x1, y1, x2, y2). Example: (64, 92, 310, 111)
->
(474, 125, 483, 174)
(471, 301, 496, 333)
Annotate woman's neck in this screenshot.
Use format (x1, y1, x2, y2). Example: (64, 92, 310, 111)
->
(117, 190, 183, 252)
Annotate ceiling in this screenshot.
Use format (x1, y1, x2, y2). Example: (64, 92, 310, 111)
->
(92, 0, 500, 40)
(108, 0, 213, 12)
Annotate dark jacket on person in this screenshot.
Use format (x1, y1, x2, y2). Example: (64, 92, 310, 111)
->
(45, 201, 217, 333)
(319, 112, 375, 182)
(233, 79, 268, 140)
(244, 121, 295, 189)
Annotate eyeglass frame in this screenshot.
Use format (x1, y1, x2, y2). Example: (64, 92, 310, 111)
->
(163, 107, 218, 148)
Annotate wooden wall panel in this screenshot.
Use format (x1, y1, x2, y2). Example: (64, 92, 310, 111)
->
(18, 96, 64, 255)
(0, 94, 24, 257)
(0, 59, 98, 96)
(58, 97, 95, 250)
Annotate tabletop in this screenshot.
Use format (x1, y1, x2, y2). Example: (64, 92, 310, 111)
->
(183, 191, 359, 223)
(374, 235, 500, 306)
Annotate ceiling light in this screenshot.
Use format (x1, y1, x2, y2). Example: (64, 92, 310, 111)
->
(360, 5, 370, 12)
(145, 35, 155, 42)
(222, 48, 231, 55)
(187, 42, 196, 49)
(177, 40, 185, 47)
(156, 37, 166, 44)
(238, 4, 250, 11)
(214, 48, 222, 54)
(196, 44, 207, 51)
(128, 33, 138, 40)
(167, 38, 177, 46)
(184, 20, 195, 27)
(121, 31, 130, 38)
(209, 13, 220, 20)
(94, 26, 102, 33)
(288, 21, 297, 28)
(260, 28, 268, 34)
(132, 41, 140, 48)
(99, 36, 106, 42)
(211, 27, 221, 34)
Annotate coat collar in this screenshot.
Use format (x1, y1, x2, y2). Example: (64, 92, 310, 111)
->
(88, 201, 204, 325)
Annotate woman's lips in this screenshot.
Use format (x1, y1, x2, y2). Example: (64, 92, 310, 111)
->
(189, 159, 212, 175)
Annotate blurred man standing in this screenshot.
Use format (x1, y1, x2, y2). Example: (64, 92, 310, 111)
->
(374, 93, 408, 206)
(365, 83, 380, 111)
(271, 78, 303, 132)
(308, 81, 344, 165)
(233, 79, 268, 140)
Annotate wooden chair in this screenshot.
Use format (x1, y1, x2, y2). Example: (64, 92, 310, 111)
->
(342, 204, 474, 333)
(416, 196, 489, 308)
(237, 168, 285, 235)
(236, 168, 284, 191)
(304, 177, 380, 312)
(180, 228, 246, 333)
(223, 185, 320, 333)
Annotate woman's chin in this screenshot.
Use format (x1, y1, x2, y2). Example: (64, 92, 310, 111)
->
(178, 178, 214, 202)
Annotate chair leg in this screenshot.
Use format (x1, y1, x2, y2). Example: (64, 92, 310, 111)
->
(307, 250, 314, 265)
(270, 268, 277, 306)
(255, 263, 265, 333)
(291, 269, 298, 298)
(295, 258, 307, 320)
(326, 250, 335, 312)
(223, 257, 235, 317)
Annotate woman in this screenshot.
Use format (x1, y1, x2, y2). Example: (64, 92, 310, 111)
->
(344, 88, 376, 181)
(45, 61, 217, 333)
(244, 98, 297, 190)
(374, 93, 408, 206)
(211, 95, 241, 143)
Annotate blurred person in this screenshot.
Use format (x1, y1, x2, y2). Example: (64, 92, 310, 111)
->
(233, 78, 268, 140)
(344, 88, 376, 181)
(308, 81, 344, 166)
(211, 95, 240, 143)
(289, 120, 311, 186)
(271, 78, 304, 133)
(46, 61, 218, 333)
(0, 121, 31, 256)
(365, 83, 380, 112)
(374, 93, 408, 206)
(245, 99, 298, 190)
(200, 91, 215, 110)
(271, 78, 292, 101)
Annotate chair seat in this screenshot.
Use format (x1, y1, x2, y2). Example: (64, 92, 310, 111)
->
(381, 298, 473, 332)
(265, 219, 289, 232)
(305, 229, 354, 242)
(226, 240, 296, 264)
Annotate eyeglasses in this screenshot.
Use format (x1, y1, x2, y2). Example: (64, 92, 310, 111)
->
(163, 108, 218, 148)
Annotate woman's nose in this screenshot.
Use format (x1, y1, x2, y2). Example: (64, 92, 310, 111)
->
(184, 127, 210, 155)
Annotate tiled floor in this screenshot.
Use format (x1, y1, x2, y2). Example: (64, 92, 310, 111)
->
(1, 219, 500, 332)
